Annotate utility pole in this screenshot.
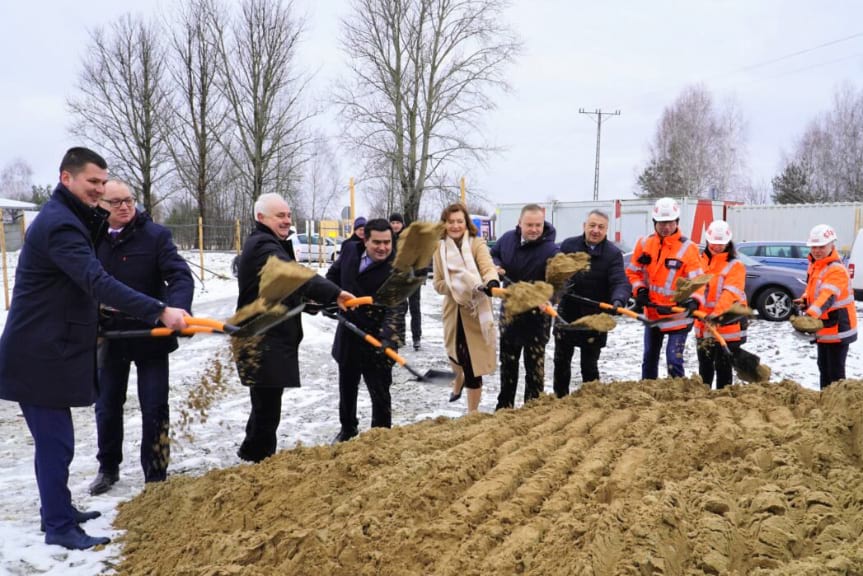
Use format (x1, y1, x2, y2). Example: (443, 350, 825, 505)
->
(579, 108, 621, 201)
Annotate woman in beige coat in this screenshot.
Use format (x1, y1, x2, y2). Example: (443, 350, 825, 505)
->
(432, 203, 500, 414)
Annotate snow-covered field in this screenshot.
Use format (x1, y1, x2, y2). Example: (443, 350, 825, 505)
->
(0, 250, 859, 575)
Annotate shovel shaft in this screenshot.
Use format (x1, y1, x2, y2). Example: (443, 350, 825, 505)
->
(331, 312, 427, 379)
(102, 326, 218, 338)
(662, 305, 732, 353)
(569, 293, 656, 325)
(185, 316, 241, 334)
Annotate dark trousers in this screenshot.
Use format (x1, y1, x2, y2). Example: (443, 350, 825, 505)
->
(95, 355, 170, 482)
(238, 386, 284, 462)
(20, 403, 77, 536)
(642, 326, 690, 380)
(817, 342, 849, 389)
(408, 288, 422, 343)
(496, 316, 549, 410)
(338, 349, 393, 433)
(553, 338, 602, 397)
(696, 339, 742, 389)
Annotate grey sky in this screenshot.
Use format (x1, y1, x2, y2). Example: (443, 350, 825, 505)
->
(1, 1, 861, 211)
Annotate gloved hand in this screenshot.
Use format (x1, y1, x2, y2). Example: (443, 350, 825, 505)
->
(679, 298, 699, 314)
(611, 300, 624, 310)
(792, 297, 808, 315)
(379, 338, 398, 352)
(481, 279, 501, 297)
(655, 305, 676, 315)
(704, 313, 719, 324)
(635, 288, 649, 307)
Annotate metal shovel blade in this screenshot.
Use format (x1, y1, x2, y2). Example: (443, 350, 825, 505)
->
(232, 303, 306, 338)
(412, 368, 457, 385)
(732, 347, 770, 383)
(375, 269, 426, 307)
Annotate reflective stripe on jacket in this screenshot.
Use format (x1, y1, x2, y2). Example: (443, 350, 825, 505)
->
(626, 229, 705, 332)
(694, 251, 747, 342)
(804, 249, 857, 345)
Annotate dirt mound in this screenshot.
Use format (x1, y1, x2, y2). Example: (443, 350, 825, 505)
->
(115, 379, 863, 575)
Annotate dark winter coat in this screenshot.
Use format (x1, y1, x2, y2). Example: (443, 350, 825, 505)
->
(0, 185, 166, 408)
(326, 241, 399, 366)
(490, 221, 560, 337)
(97, 210, 194, 361)
(558, 234, 631, 347)
(235, 222, 341, 388)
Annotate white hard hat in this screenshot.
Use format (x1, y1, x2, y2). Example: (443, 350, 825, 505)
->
(806, 224, 837, 247)
(652, 197, 680, 222)
(705, 220, 732, 244)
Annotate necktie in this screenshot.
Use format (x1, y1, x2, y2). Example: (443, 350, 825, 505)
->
(109, 230, 120, 240)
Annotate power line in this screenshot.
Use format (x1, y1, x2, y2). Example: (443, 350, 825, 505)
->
(712, 31, 863, 80)
(579, 109, 621, 201)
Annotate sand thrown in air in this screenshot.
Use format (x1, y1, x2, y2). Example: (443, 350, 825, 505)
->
(393, 222, 443, 273)
(115, 378, 863, 575)
(571, 313, 617, 332)
(672, 273, 713, 302)
(545, 252, 591, 291)
(790, 315, 824, 334)
(257, 256, 316, 304)
(500, 281, 554, 321)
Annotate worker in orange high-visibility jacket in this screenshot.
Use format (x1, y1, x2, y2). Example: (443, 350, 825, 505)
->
(799, 224, 857, 389)
(694, 221, 747, 390)
(626, 197, 705, 380)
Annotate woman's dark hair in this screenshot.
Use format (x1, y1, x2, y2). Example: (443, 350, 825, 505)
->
(439, 203, 478, 238)
(704, 240, 737, 261)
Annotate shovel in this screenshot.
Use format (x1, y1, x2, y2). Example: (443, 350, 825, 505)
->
(100, 305, 306, 340)
(322, 309, 454, 384)
(566, 293, 663, 327)
(660, 304, 767, 383)
(374, 268, 428, 307)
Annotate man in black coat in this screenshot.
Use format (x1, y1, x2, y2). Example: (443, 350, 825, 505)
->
(326, 218, 401, 442)
(0, 148, 188, 550)
(490, 204, 559, 410)
(89, 180, 194, 495)
(554, 209, 631, 396)
(235, 193, 353, 463)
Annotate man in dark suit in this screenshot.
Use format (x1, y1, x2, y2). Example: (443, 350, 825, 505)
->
(326, 218, 401, 442)
(89, 180, 194, 495)
(490, 204, 559, 410)
(234, 193, 353, 463)
(0, 147, 188, 550)
(554, 209, 631, 396)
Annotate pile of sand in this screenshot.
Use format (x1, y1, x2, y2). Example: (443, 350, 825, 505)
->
(115, 378, 863, 575)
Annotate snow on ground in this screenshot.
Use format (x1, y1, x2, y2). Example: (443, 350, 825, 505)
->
(0, 250, 859, 575)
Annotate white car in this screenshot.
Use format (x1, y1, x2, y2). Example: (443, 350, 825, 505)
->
(291, 233, 338, 262)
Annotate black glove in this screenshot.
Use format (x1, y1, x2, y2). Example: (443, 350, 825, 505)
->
(379, 338, 398, 352)
(679, 298, 699, 313)
(635, 288, 649, 307)
(655, 305, 676, 315)
(481, 279, 501, 297)
(611, 300, 624, 310)
(303, 301, 324, 315)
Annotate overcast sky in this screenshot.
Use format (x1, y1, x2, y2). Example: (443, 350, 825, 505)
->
(1, 0, 862, 213)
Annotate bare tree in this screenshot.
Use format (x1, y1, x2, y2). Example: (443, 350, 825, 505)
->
(777, 83, 863, 203)
(0, 159, 34, 200)
(164, 0, 232, 242)
(68, 14, 173, 213)
(301, 133, 343, 222)
(636, 85, 749, 200)
(337, 0, 521, 224)
(211, 0, 314, 211)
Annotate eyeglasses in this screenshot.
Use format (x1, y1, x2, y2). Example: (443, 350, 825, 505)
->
(102, 197, 136, 208)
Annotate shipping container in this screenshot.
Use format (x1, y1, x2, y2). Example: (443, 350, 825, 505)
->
(495, 198, 730, 249)
(726, 203, 863, 253)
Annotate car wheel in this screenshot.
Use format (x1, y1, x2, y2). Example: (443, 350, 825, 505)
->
(755, 286, 793, 321)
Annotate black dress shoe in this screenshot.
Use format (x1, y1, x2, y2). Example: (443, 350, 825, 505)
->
(88, 471, 119, 496)
(413, 341, 421, 351)
(40, 508, 101, 532)
(449, 389, 462, 402)
(45, 526, 110, 550)
(331, 428, 358, 444)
